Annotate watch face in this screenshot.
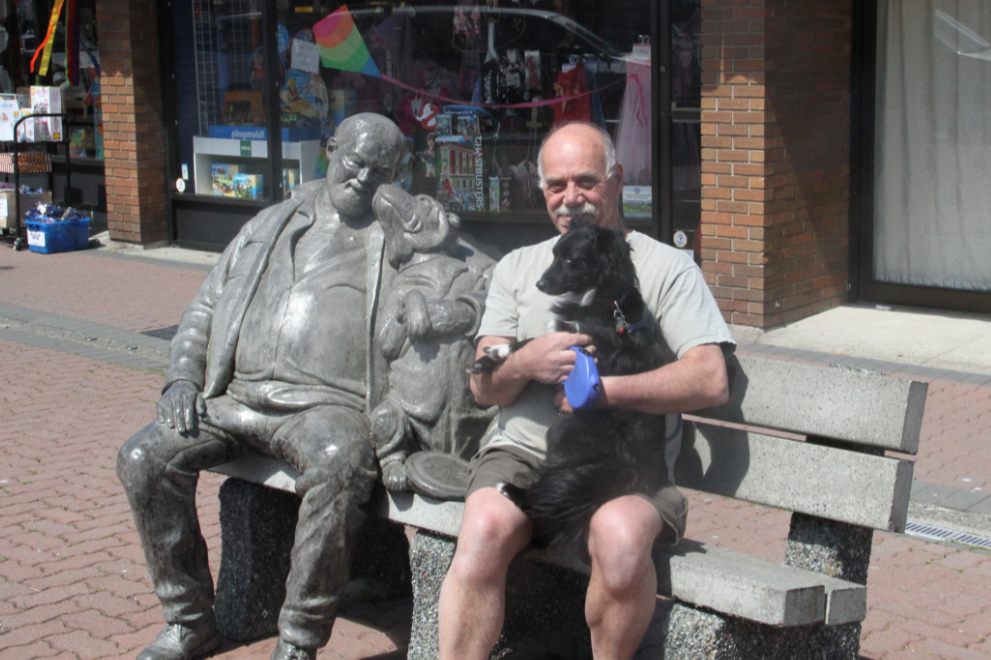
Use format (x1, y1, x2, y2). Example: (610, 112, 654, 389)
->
(175, 178, 186, 193)
(673, 230, 688, 248)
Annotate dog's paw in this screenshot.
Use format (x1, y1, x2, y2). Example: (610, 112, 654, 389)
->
(468, 343, 515, 374)
(496, 481, 527, 510)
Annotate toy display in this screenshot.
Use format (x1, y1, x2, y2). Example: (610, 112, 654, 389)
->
(233, 173, 264, 199)
(211, 164, 241, 197)
(191, 3, 648, 220)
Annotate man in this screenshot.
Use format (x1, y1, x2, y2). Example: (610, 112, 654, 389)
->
(117, 113, 406, 660)
(437, 121, 735, 660)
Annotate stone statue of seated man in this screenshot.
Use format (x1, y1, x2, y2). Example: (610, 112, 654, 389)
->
(117, 113, 492, 660)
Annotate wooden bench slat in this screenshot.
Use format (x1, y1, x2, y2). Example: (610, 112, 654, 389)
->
(676, 422, 914, 532)
(695, 354, 928, 454)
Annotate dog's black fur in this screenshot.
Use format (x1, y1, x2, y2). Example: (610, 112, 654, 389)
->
(471, 219, 669, 550)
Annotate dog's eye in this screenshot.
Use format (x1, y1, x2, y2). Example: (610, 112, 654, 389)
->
(404, 213, 423, 233)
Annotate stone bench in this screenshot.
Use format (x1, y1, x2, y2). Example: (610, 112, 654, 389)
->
(209, 352, 928, 659)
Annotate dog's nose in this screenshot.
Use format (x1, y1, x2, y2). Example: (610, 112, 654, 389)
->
(536, 277, 549, 292)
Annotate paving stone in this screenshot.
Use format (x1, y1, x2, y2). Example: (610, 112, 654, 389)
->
(941, 489, 991, 512)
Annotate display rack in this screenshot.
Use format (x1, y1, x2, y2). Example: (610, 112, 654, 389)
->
(192, 135, 320, 197)
(0, 113, 72, 249)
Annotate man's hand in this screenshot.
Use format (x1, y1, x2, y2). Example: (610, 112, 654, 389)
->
(516, 332, 593, 385)
(156, 381, 207, 434)
(470, 332, 592, 408)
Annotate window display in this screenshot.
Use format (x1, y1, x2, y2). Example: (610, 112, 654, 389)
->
(0, 0, 101, 158)
(179, 0, 655, 224)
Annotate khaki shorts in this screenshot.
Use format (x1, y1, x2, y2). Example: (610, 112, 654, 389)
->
(466, 445, 688, 546)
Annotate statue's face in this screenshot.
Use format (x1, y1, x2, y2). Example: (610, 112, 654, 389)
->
(326, 129, 402, 218)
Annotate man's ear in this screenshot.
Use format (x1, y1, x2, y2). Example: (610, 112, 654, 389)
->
(325, 137, 338, 158)
(612, 161, 624, 191)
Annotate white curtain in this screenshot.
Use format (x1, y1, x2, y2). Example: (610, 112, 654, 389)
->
(875, 0, 991, 291)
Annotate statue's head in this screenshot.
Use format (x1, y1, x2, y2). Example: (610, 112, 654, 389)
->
(373, 184, 461, 268)
(325, 113, 405, 218)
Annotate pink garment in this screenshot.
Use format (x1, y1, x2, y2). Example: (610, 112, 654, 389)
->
(614, 58, 652, 186)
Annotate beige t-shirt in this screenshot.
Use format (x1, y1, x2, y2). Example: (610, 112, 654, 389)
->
(476, 230, 735, 461)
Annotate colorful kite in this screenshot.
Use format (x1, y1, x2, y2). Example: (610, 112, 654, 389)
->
(313, 5, 381, 77)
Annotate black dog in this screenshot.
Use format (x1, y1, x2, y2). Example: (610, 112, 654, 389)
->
(472, 220, 669, 550)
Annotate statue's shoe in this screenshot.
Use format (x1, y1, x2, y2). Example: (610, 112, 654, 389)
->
(270, 638, 318, 660)
(136, 618, 221, 660)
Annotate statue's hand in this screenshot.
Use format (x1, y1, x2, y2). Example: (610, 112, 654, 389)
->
(401, 289, 432, 341)
(156, 381, 207, 434)
(382, 460, 409, 492)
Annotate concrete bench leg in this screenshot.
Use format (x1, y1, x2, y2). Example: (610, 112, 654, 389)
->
(214, 478, 411, 642)
(408, 530, 592, 660)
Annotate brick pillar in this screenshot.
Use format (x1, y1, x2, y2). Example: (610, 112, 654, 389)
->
(96, 0, 169, 245)
(699, 0, 851, 329)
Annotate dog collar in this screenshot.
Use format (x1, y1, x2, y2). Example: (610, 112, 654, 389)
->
(612, 301, 646, 335)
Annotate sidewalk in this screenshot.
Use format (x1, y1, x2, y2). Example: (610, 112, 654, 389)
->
(1, 239, 991, 659)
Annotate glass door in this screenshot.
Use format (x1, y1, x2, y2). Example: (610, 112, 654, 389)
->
(669, 0, 702, 260)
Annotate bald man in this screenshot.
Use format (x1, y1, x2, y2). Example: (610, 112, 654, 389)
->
(438, 122, 735, 660)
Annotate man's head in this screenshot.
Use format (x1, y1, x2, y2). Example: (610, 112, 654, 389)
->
(537, 122, 624, 234)
(326, 113, 405, 218)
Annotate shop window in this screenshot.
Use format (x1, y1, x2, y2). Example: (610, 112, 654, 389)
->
(181, 0, 655, 223)
(0, 0, 100, 159)
(184, 0, 280, 200)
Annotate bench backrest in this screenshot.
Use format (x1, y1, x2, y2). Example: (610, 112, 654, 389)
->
(674, 354, 927, 533)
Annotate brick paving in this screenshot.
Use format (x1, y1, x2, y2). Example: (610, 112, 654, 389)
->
(2, 245, 991, 659)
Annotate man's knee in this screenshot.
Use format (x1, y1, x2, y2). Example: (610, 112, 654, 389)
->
(450, 488, 532, 583)
(587, 497, 661, 592)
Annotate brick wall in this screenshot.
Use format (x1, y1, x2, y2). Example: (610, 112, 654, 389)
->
(699, 0, 851, 329)
(95, 0, 169, 245)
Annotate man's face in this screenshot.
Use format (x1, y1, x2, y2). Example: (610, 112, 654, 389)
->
(540, 125, 623, 234)
(326, 129, 401, 218)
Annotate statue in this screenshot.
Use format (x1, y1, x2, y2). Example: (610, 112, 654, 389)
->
(370, 184, 496, 494)
(116, 113, 494, 660)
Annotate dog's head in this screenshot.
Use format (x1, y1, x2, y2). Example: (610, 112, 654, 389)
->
(374, 184, 461, 268)
(536, 220, 638, 301)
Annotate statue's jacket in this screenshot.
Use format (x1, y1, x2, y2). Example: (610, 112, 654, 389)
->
(164, 181, 395, 416)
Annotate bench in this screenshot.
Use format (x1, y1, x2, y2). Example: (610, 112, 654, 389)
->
(208, 352, 928, 659)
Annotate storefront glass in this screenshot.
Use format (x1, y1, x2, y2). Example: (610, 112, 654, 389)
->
(0, 0, 101, 159)
(180, 0, 279, 200)
(874, 0, 991, 292)
(177, 0, 655, 225)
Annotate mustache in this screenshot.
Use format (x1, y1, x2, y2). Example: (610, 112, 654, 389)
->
(554, 203, 597, 219)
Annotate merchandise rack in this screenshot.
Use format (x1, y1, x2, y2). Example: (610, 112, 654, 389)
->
(0, 113, 73, 248)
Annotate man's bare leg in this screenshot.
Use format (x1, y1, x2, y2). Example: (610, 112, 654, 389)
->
(585, 496, 663, 660)
(438, 487, 532, 660)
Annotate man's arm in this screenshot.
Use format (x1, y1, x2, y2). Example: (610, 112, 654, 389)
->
(471, 332, 593, 408)
(556, 343, 729, 415)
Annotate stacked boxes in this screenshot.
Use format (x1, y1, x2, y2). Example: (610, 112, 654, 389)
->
(211, 164, 240, 196)
(233, 174, 264, 199)
(21, 87, 63, 142)
(0, 151, 51, 174)
(0, 190, 53, 230)
(434, 110, 486, 212)
(283, 167, 299, 194)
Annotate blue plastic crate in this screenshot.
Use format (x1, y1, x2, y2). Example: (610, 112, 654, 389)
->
(25, 217, 90, 254)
